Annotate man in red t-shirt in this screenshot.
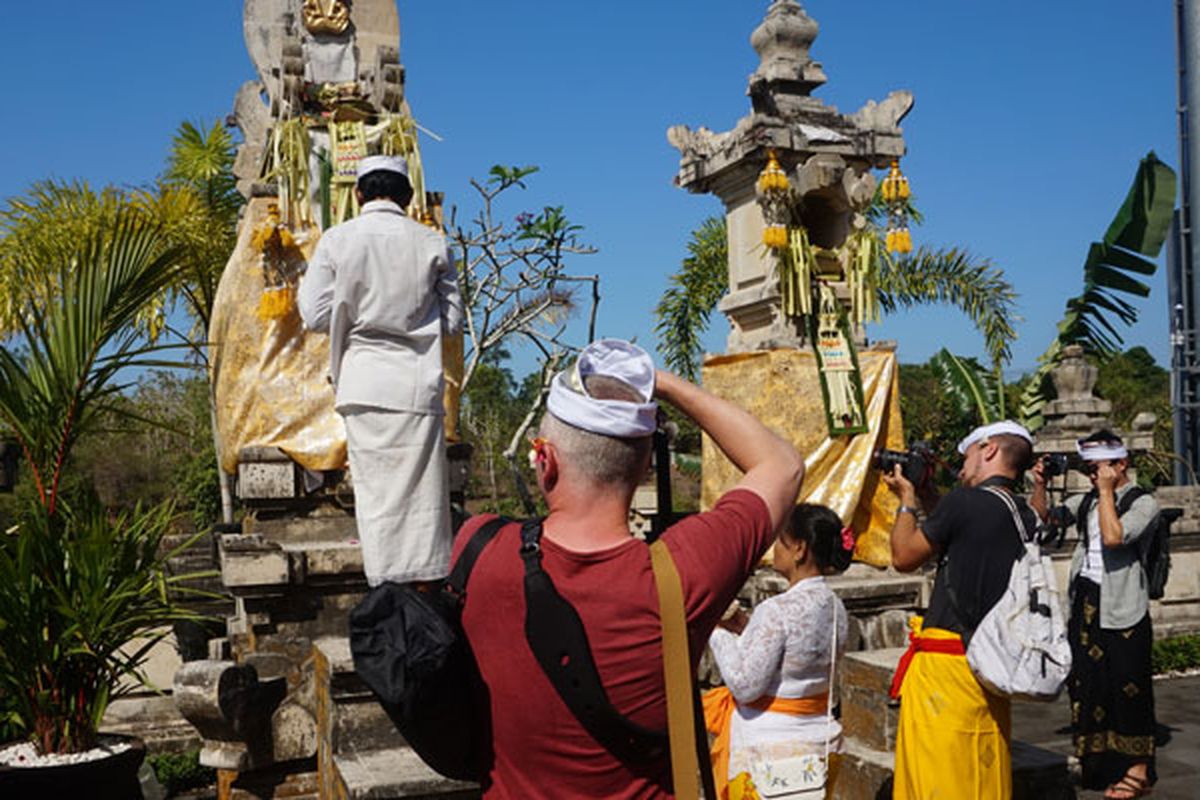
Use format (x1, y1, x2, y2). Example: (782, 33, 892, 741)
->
(453, 339, 804, 798)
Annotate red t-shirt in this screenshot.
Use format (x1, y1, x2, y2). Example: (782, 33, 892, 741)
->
(453, 489, 773, 799)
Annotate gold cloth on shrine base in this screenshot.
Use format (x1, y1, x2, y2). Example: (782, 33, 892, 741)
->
(209, 197, 347, 475)
(700, 347, 903, 568)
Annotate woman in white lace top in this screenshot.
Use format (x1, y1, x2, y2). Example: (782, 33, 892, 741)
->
(705, 503, 852, 798)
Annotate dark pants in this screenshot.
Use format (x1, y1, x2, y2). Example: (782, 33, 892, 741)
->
(1068, 576, 1156, 790)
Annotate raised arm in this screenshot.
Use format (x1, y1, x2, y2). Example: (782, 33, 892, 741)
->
(655, 370, 803, 531)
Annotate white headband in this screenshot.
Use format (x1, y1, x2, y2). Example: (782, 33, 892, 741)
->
(957, 420, 1033, 455)
(546, 339, 658, 438)
(356, 155, 409, 180)
(1076, 439, 1128, 461)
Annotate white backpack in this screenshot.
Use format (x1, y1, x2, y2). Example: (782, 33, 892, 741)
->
(953, 486, 1072, 701)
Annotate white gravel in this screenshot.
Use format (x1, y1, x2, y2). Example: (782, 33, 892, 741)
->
(0, 736, 133, 767)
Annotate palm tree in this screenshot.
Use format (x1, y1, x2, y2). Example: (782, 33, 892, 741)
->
(0, 215, 186, 514)
(0, 211, 211, 756)
(655, 203, 1017, 382)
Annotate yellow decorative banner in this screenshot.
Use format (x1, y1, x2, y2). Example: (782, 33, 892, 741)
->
(700, 347, 904, 568)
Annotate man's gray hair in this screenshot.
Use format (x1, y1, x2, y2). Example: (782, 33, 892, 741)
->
(539, 375, 653, 487)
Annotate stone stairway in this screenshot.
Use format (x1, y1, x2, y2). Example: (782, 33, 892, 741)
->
(835, 648, 1076, 799)
(312, 636, 478, 800)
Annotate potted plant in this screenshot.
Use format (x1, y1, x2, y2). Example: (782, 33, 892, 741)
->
(0, 213, 208, 798)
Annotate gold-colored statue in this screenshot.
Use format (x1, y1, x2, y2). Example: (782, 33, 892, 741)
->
(303, 0, 351, 36)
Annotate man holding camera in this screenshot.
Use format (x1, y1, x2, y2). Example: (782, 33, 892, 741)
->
(1030, 431, 1158, 799)
(883, 420, 1037, 800)
(452, 340, 804, 798)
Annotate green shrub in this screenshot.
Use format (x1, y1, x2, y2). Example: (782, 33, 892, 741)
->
(149, 750, 216, 797)
(1152, 634, 1200, 675)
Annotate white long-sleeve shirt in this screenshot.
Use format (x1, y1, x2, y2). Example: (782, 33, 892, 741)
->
(298, 200, 463, 414)
(709, 576, 848, 776)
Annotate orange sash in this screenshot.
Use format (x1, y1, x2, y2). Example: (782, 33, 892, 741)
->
(702, 686, 828, 800)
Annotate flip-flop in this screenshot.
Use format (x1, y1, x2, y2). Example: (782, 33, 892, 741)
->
(1104, 773, 1151, 799)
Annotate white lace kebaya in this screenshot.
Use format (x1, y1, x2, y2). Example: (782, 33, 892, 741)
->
(708, 575, 849, 778)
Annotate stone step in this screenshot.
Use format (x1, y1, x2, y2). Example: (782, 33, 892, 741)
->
(839, 648, 903, 753)
(102, 693, 201, 755)
(836, 739, 1074, 799)
(333, 749, 478, 800)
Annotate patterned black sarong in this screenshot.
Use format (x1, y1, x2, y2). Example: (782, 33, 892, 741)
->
(1067, 576, 1157, 790)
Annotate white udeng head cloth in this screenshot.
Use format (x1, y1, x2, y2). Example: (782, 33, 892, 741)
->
(1076, 436, 1129, 461)
(356, 155, 409, 181)
(956, 420, 1033, 455)
(546, 339, 657, 438)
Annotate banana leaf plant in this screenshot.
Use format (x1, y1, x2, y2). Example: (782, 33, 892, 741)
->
(1018, 153, 1177, 430)
(929, 347, 1005, 424)
(0, 213, 211, 754)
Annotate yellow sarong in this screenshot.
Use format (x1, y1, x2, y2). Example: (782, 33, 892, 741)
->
(703, 686, 829, 800)
(893, 617, 1012, 800)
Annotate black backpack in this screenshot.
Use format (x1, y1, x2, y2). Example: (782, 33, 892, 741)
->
(1076, 487, 1171, 600)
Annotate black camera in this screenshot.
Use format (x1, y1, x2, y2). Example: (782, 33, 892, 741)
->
(1040, 453, 1069, 479)
(873, 444, 932, 486)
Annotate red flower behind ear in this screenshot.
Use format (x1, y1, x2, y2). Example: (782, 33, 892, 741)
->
(841, 525, 855, 551)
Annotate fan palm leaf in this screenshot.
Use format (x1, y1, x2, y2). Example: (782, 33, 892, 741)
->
(654, 217, 729, 380)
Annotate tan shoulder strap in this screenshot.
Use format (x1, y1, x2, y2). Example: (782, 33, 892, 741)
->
(649, 538, 699, 800)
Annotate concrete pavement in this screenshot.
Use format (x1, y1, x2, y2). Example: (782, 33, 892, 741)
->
(1012, 673, 1200, 799)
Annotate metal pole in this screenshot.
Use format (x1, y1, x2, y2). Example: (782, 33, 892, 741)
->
(1176, 0, 1200, 482)
(1169, 212, 1188, 484)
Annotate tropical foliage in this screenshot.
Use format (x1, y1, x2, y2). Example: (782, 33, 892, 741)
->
(1017, 153, 1177, 430)
(654, 218, 729, 380)
(0, 211, 208, 754)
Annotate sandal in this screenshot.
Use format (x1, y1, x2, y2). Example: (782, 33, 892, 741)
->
(1104, 772, 1151, 799)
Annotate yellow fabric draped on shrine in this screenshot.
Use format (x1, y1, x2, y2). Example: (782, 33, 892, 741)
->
(700, 348, 904, 567)
(209, 197, 347, 474)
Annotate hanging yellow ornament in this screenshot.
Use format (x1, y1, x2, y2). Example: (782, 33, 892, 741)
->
(757, 151, 792, 251)
(252, 204, 305, 321)
(881, 160, 911, 203)
(883, 159, 915, 254)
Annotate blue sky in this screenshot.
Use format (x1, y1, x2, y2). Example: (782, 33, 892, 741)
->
(0, 1, 1180, 378)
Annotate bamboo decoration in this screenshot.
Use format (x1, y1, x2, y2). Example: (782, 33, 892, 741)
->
(812, 284, 868, 435)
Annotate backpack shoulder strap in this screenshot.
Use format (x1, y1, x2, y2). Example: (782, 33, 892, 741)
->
(520, 520, 669, 765)
(446, 516, 509, 598)
(1117, 486, 1149, 516)
(980, 485, 1033, 544)
(1076, 490, 1098, 539)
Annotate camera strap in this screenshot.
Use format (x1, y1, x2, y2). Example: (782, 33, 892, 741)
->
(519, 520, 670, 765)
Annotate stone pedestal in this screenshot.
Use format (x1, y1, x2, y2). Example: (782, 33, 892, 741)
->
(176, 512, 476, 799)
(1034, 344, 1154, 492)
(835, 650, 1075, 799)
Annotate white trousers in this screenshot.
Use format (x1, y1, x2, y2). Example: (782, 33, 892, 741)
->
(341, 407, 452, 585)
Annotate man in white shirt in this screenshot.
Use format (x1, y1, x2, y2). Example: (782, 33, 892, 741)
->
(299, 155, 463, 586)
(1031, 431, 1159, 797)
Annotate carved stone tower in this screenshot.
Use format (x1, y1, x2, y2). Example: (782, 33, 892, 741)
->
(668, 0, 912, 353)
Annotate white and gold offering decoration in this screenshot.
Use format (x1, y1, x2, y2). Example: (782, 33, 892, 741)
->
(252, 203, 306, 321)
(302, 0, 351, 35)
